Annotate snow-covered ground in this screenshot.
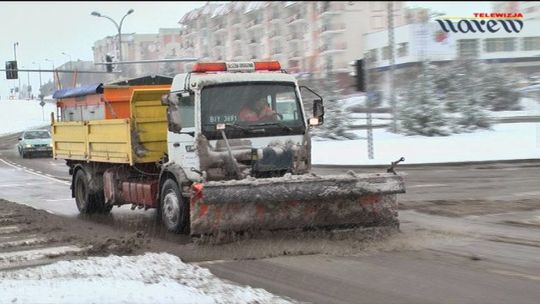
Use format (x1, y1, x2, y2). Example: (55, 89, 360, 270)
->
(0, 97, 539, 166)
(0, 253, 292, 304)
(313, 122, 540, 165)
(0, 99, 55, 136)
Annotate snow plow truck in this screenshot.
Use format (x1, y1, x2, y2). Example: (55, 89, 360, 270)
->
(50, 61, 405, 237)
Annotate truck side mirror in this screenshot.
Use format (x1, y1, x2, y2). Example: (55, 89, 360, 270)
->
(165, 91, 193, 134)
(165, 93, 182, 133)
(18, 137, 22, 141)
(313, 99, 324, 125)
(161, 93, 170, 106)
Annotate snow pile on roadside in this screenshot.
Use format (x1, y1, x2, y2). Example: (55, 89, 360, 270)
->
(488, 97, 540, 118)
(0, 99, 56, 136)
(313, 122, 540, 165)
(0, 253, 293, 304)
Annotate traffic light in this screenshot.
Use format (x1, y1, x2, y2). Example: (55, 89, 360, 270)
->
(5, 61, 18, 79)
(105, 55, 114, 72)
(351, 59, 365, 92)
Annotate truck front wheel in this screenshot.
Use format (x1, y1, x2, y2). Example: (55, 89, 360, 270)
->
(160, 179, 189, 233)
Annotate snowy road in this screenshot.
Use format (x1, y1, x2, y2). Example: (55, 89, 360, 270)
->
(1, 143, 540, 303)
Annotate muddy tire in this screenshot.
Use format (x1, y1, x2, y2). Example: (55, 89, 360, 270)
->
(160, 179, 189, 234)
(74, 169, 106, 214)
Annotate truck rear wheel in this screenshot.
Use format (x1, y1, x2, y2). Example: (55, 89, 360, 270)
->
(160, 179, 189, 233)
(74, 169, 109, 214)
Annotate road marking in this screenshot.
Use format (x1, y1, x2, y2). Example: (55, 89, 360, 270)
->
(0, 226, 21, 234)
(45, 198, 73, 202)
(0, 245, 88, 266)
(489, 269, 540, 282)
(0, 158, 70, 185)
(513, 191, 540, 197)
(408, 183, 448, 188)
(0, 182, 50, 188)
(0, 237, 47, 249)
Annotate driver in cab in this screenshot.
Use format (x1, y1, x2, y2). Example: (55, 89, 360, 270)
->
(239, 96, 280, 122)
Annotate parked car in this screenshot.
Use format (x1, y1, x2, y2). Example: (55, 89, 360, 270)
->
(17, 130, 53, 158)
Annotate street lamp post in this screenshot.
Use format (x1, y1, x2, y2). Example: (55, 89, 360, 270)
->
(20, 66, 31, 99)
(91, 9, 134, 64)
(45, 58, 56, 90)
(32, 61, 42, 97)
(61, 52, 73, 70)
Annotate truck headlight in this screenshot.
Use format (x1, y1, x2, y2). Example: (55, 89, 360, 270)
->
(25, 144, 32, 148)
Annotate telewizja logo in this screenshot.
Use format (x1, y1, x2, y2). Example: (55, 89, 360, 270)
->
(436, 12, 524, 33)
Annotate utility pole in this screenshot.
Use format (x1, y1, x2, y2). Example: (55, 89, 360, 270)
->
(364, 53, 374, 160)
(387, 2, 397, 133)
(14, 42, 21, 98)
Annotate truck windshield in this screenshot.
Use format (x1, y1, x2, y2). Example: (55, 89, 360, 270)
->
(201, 82, 305, 139)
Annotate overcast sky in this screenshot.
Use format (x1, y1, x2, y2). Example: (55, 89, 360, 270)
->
(0, 1, 492, 97)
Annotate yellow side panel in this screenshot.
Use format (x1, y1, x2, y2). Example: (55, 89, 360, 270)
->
(130, 88, 169, 163)
(51, 88, 169, 165)
(52, 121, 87, 161)
(87, 119, 132, 164)
(52, 119, 132, 164)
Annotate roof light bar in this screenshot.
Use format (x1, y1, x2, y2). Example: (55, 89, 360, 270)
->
(191, 61, 281, 73)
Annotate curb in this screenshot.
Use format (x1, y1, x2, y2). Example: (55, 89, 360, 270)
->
(313, 158, 540, 169)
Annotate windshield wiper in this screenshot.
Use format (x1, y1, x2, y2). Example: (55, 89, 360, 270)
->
(251, 122, 293, 132)
(202, 123, 252, 133)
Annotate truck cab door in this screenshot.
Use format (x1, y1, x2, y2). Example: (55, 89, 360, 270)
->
(164, 92, 201, 181)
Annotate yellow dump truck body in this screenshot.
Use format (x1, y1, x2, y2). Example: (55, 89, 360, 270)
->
(52, 88, 169, 165)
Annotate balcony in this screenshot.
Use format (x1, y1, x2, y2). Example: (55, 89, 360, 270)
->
(272, 49, 283, 56)
(288, 33, 304, 42)
(214, 27, 227, 34)
(287, 14, 306, 25)
(248, 38, 261, 45)
(270, 15, 281, 23)
(246, 19, 264, 30)
(320, 3, 344, 16)
(320, 42, 346, 54)
(289, 50, 303, 60)
(269, 34, 284, 41)
(320, 23, 346, 35)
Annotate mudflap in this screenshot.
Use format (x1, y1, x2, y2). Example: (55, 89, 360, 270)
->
(189, 173, 405, 236)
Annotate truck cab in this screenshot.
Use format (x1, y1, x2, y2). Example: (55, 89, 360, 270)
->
(161, 61, 324, 182)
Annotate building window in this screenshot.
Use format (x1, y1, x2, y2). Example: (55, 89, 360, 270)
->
(397, 42, 408, 57)
(367, 49, 378, 62)
(458, 39, 479, 58)
(372, 16, 383, 29)
(381, 46, 390, 60)
(370, 2, 385, 12)
(523, 37, 540, 51)
(484, 38, 515, 52)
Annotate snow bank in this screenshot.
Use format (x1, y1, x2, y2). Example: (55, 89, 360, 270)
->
(313, 122, 540, 165)
(0, 99, 56, 136)
(0, 253, 292, 304)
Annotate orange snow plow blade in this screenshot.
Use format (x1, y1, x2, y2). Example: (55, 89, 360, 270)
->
(189, 173, 405, 236)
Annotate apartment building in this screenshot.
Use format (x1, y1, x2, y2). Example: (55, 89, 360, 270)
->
(363, 20, 540, 93)
(177, 1, 405, 77)
(92, 33, 164, 77)
(492, 1, 540, 21)
(92, 28, 184, 78)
